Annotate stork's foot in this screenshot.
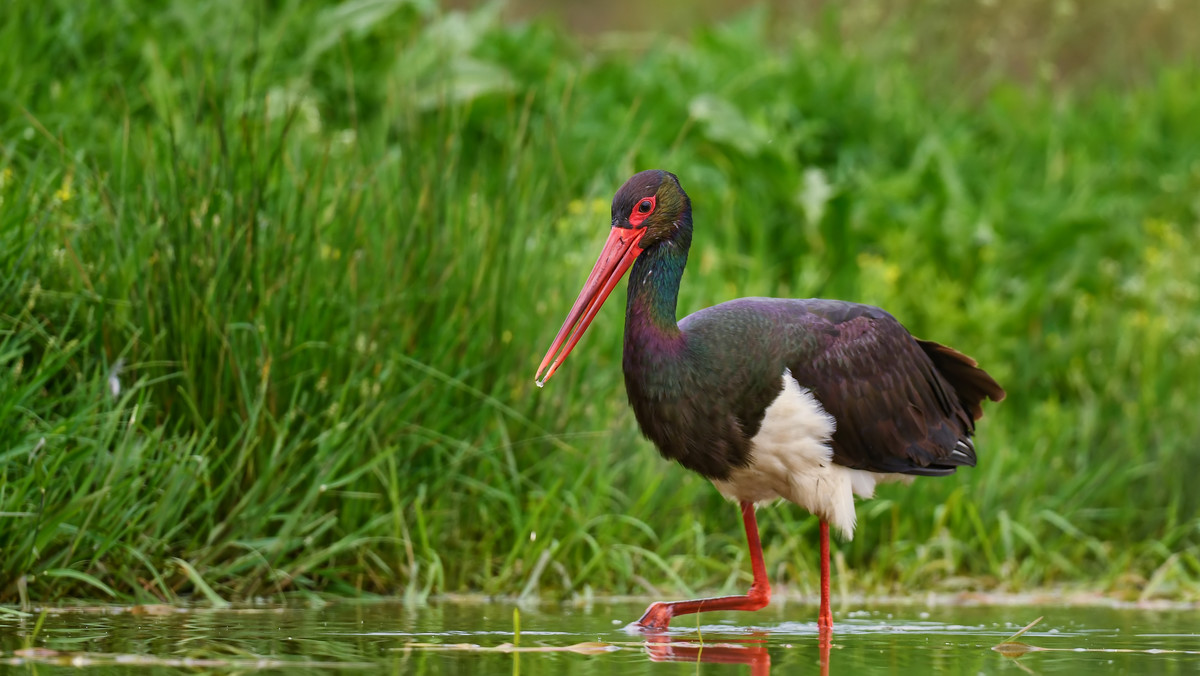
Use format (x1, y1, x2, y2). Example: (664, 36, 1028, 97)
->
(818, 607, 834, 634)
(625, 602, 674, 633)
(625, 503, 770, 635)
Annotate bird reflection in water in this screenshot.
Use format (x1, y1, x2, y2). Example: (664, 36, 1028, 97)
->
(642, 629, 832, 676)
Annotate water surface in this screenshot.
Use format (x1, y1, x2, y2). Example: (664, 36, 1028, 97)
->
(2, 599, 1197, 673)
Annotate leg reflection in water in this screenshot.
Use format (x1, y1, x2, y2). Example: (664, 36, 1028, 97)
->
(643, 630, 832, 676)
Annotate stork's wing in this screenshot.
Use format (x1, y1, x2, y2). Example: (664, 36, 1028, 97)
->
(786, 301, 1005, 476)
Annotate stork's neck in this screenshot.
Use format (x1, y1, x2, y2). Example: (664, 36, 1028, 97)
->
(623, 228, 691, 367)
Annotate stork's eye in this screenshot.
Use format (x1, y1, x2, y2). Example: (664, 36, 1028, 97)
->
(629, 195, 656, 226)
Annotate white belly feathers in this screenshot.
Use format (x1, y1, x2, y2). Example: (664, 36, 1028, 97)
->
(711, 369, 901, 540)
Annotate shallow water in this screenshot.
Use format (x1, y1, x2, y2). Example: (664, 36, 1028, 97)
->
(2, 599, 1198, 674)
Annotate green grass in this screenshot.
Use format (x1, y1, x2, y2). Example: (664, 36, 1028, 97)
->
(2, 0, 1200, 605)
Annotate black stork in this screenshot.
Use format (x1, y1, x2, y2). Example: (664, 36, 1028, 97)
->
(535, 170, 1004, 633)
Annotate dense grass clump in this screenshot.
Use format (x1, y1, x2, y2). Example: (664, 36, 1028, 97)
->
(2, 0, 1200, 604)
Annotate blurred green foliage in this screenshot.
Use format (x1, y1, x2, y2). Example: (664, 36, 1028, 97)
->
(2, 0, 1199, 604)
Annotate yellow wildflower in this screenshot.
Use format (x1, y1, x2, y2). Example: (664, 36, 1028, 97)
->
(56, 174, 73, 202)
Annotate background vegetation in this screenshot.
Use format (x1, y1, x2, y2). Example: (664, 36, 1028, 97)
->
(2, 0, 1199, 605)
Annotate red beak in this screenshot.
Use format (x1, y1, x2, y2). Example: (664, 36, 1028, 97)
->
(535, 226, 647, 386)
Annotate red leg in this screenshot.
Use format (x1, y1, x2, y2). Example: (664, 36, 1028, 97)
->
(633, 501, 770, 632)
(818, 520, 833, 637)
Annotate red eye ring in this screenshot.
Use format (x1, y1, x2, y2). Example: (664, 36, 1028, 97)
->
(629, 196, 656, 227)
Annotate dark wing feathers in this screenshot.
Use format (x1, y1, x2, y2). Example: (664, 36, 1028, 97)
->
(916, 339, 1007, 420)
(786, 301, 1004, 476)
(672, 298, 1003, 479)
